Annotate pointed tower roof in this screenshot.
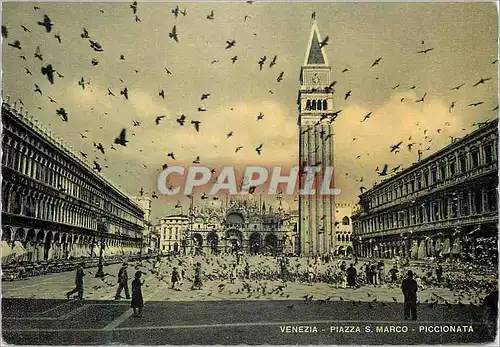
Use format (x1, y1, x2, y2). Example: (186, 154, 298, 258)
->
(303, 21, 329, 66)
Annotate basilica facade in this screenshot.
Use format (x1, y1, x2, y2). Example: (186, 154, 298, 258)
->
(156, 198, 297, 255)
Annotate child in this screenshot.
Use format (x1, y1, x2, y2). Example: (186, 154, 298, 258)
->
(230, 264, 237, 284)
(307, 263, 314, 285)
(131, 271, 144, 317)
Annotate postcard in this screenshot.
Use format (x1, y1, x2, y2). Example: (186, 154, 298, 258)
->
(1, 1, 498, 345)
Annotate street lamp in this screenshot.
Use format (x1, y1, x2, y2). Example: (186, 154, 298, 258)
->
(139, 232, 144, 263)
(95, 217, 107, 278)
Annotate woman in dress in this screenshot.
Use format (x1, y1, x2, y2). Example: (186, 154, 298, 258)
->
(131, 271, 144, 317)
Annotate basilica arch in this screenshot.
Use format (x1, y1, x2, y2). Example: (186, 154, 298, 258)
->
(226, 212, 245, 229)
(226, 229, 243, 253)
(265, 233, 278, 254)
(249, 232, 261, 254)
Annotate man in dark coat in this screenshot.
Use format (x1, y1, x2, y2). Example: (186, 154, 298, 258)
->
(483, 290, 498, 322)
(66, 262, 85, 300)
(115, 263, 130, 299)
(401, 270, 418, 320)
(346, 264, 357, 288)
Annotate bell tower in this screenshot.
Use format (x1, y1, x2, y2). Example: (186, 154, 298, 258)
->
(297, 20, 335, 256)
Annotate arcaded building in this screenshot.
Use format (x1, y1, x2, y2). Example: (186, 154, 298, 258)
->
(351, 119, 498, 261)
(1, 101, 146, 262)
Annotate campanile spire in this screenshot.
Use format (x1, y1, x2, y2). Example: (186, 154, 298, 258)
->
(303, 21, 329, 66)
(297, 20, 335, 257)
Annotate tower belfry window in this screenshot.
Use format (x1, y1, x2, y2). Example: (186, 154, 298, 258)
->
(306, 100, 311, 111)
(323, 100, 328, 110)
(312, 100, 317, 110)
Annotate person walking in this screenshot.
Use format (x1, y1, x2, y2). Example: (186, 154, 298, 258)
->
(401, 270, 418, 320)
(171, 267, 181, 290)
(66, 262, 85, 300)
(364, 263, 371, 285)
(243, 261, 250, 279)
(371, 264, 378, 285)
(192, 262, 203, 290)
(115, 263, 130, 300)
(377, 261, 385, 285)
(131, 271, 144, 317)
(229, 264, 237, 283)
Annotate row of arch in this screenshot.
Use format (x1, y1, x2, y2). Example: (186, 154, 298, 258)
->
(355, 237, 464, 259)
(305, 99, 328, 111)
(2, 226, 140, 262)
(336, 234, 351, 242)
(337, 245, 354, 256)
(2, 182, 101, 231)
(186, 231, 283, 254)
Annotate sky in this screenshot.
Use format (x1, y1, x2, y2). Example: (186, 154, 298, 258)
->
(1, 1, 498, 222)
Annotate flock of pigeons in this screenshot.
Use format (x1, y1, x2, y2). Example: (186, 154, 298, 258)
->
(81, 254, 496, 312)
(2, 3, 498, 209)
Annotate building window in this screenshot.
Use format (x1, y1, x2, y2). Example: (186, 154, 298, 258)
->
(442, 197, 448, 219)
(306, 100, 311, 110)
(430, 167, 437, 184)
(460, 191, 469, 216)
(474, 190, 482, 214)
(337, 235, 341, 242)
(459, 155, 467, 173)
(470, 150, 479, 168)
(439, 164, 446, 181)
(450, 196, 458, 218)
(484, 144, 493, 164)
(312, 100, 317, 110)
(449, 160, 456, 177)
(342, 216, 350, 225)
(487, 184, 497, 212)
(317, 100, 322, 111)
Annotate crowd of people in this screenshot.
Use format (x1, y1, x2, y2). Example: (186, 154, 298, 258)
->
(63, 251, 497, 324)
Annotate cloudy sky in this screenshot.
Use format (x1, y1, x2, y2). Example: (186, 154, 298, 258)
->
(2, 1, 498, 221)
